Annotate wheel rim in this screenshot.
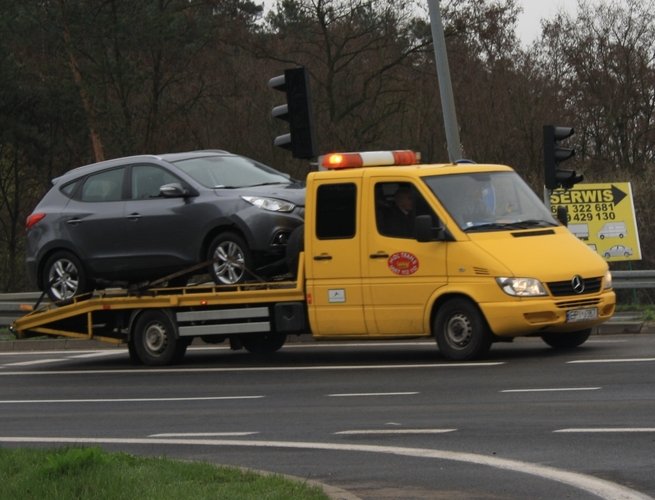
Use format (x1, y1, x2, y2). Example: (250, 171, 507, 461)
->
(444, 312, 473, 350)
(144, 322, 168, 354)
(47, 258, 79, 301)
(212, 241, 246, 284)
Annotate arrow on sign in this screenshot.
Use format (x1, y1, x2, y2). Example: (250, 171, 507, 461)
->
(611, 185, 627, 205)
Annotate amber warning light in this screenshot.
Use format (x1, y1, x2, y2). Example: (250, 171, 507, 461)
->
(321, 150, 420, 169)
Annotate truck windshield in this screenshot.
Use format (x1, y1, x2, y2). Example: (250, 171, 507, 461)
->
(423, 171, 557, 232)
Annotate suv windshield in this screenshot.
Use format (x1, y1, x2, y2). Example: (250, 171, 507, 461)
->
(423, 171, 557, 232)
(173, 155, 290, 188)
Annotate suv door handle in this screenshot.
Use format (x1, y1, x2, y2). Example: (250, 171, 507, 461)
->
(66, 218, 82, 226)
(314, 254, 332, 261)
(369, 252, 389, 259)
(127, 213, 142, 221)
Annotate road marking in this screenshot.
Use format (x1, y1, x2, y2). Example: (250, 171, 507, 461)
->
(0, 395, 263, 404)
(0, 436, 648, 500)
(555, 428, 655, 433)
(328, 392, 418, 397)
(149, 432, 259, 437)
(68, 352, 121, 359)
(0, 362, 504, 376)
(568, 358, 655, 364)
(335, 429, 456, 435)
(3, 359, 66, 367)
(501, 387, 601, 393)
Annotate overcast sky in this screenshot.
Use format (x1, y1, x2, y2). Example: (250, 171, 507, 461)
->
(515, 0, 577, 46)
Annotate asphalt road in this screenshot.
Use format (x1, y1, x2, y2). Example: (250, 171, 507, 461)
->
(1, 335, 654, 499)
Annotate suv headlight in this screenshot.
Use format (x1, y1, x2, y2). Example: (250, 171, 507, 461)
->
(242, 196, 295, 213)
(496, 277, 547, 297)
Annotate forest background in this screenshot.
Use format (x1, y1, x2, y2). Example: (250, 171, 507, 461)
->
(1, 0, 653, 299)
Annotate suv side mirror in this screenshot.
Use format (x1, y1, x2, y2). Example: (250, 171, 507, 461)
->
(160, 183, 197, 198)
(415, 214, 449, 242)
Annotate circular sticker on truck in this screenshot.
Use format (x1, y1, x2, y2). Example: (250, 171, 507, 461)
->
(388, 252, 419, 275)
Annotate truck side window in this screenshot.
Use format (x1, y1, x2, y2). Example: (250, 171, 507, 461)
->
(316, 183, 356, 239)
(376, 182, 435, 239)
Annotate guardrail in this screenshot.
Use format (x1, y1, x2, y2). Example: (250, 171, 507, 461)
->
(0, 271, 653, 328)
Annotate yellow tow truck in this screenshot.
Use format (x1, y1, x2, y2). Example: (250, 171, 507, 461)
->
(12, 151, 615, 364)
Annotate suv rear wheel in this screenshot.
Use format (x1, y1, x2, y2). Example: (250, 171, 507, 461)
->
(42, 251, 90, 302)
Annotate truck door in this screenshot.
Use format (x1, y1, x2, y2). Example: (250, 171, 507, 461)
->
(363, 178, 448, 335)
(305, 178, 367, 335)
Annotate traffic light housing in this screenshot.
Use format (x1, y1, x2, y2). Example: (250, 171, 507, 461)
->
(543, 125, 582, 190)
(268, 67, 317, 159)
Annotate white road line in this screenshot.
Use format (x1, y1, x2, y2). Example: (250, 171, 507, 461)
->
(68, 352, 122, 359)
(568, 358, 655, 364)
(0, 436, 648, 500)
(149, 432, 259, 437)
(3, 359, 66, 367)
(327, 392, 418, 397)
(501, 387, 601, 393)
(0, 395, 264, 404)
(335, 429, 456, 435)
(0, 362, 504, 376)
(555, 428, 655, 433)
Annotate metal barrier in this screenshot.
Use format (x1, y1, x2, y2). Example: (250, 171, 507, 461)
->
(0, 271, 653, 327)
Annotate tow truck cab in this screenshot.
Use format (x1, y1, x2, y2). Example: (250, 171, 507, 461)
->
(303, 151, 615, 360)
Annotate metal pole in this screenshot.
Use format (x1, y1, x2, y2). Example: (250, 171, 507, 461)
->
(427, 0, 462, 162)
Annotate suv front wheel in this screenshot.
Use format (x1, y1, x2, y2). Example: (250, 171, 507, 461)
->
(208, 232, 253, 284)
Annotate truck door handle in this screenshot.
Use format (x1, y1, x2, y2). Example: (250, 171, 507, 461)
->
(127, 213, 142, 221)
(314, 254, 332, 261)
(369, 252, 389, 259)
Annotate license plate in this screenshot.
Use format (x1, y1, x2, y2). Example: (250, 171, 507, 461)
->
(566, 307, 598, 322)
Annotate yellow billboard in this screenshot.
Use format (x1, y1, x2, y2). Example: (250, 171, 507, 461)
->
(549, 183, 641, 262)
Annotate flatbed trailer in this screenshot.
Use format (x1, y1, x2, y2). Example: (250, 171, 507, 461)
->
(11, 266, 308, 365)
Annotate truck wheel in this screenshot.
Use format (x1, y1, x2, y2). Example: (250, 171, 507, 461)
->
(42, 251, 90, 302)
(132, 310, 179, 366)
(541, 329, 591, 349)
(241, 333, 286, 354)
(208, 232, 253, 284)
(433, 298, 492, 361)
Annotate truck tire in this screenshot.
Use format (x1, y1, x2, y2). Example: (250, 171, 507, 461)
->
(541, 329, 591, 349)
(42, 250, 91, 302)
(208, 232, 253, 284)
(433, 298, 492, 361)
(241, 333, 286, 354)
(132, 310, 179, 366)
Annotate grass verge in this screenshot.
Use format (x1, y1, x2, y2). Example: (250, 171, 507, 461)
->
(0, 446, 329, 500)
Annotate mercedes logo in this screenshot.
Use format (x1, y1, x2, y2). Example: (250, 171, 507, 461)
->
(571, 275, 585, 294)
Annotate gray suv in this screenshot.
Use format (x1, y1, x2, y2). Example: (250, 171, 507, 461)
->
(25, 150, 305, 301)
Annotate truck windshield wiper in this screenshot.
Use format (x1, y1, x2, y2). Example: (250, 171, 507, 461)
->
(464, 219, 557, 232)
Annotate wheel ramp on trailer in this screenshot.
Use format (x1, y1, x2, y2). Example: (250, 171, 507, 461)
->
(11, 278, 305, 344)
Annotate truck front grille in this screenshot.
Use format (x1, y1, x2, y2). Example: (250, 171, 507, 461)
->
(547, 277, 602, 296)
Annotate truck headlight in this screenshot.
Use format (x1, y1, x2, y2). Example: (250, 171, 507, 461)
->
(603, 270, 613, 289)
(496, 277, 547, 297)
(242, 196, 295, 213)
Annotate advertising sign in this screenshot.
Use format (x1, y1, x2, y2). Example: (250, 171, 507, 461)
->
(549, 183, 641, 262)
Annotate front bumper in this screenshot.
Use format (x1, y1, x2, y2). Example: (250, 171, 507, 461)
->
(480, 289, 616, 337)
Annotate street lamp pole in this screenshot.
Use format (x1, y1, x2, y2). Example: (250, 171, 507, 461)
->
(427, 0, 462, 162)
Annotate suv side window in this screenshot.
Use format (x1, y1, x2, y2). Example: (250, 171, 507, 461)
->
(316, 183, 356, 239)
(131, 165, 179, 200)
(80, 168, 124, 202)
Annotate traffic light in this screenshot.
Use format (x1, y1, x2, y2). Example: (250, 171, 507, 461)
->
(268, 67, 317, 159)
(543, 125, 583, 190)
